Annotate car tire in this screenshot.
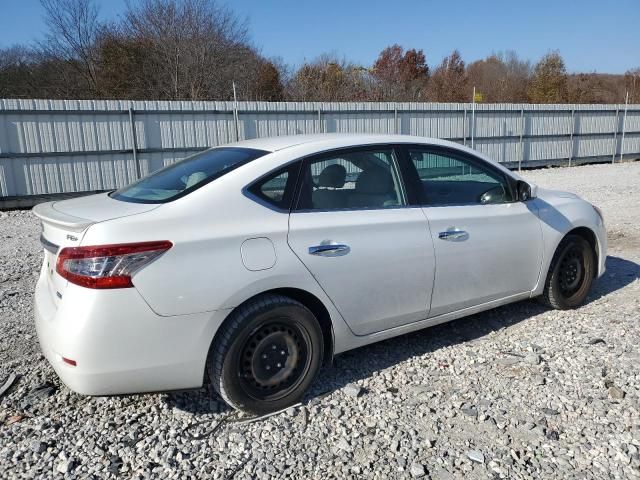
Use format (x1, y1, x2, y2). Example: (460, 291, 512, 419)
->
(540, 234, 595, 310)
(207, 294, 324, 415)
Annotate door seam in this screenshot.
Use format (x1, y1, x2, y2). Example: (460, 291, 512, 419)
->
(286, 212, 359, 337)
(418, 207, 437, 315)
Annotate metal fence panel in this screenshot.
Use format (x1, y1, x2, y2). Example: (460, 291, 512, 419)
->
(1, 99, 639, 198)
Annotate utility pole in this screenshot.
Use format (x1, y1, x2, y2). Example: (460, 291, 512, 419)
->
(619, 91, 629, 162)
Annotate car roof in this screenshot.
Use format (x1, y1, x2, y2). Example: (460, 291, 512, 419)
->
(227, 133, 521, 181)
(229, 133, 460, 153)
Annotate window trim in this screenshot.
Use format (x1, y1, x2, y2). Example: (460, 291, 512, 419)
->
(244, 143, 412, 213)
(397, 144, 518, 207)
(292, 144, 409, 213)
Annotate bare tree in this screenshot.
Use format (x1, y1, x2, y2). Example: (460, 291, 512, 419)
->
(0, 46, 35, 98)
(286, 54, 371, 101)
(0, 1, 636, 103)
(625, 68, 640, 103)
(120, 0, 257, 100)
(39, 0, 102, 94)
(567, 73, 625, 104)
(467, 51, 531, 103)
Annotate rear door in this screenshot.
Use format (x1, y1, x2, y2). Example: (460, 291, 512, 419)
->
(401, 145, 543, 317)
(287, 146, 435, 336)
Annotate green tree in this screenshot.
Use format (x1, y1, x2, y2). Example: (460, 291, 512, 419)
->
(528, 51, 568, 103)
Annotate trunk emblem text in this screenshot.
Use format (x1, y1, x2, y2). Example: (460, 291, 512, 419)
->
(66, 235, 78, 241)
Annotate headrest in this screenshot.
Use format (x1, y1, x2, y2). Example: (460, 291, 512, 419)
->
(355, 167, 393, 195)
(409, 151, 423, 162)
(318, 164, 347, 188)
(185, 171, 208, 188)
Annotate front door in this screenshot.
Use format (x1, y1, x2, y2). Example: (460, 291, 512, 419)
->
(287, 146, 435, 335)
(403, 146, 543, 317)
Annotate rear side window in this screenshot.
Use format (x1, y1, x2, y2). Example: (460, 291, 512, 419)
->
(111, 147, 268, 203)
(295, 148, 405, 211)
(247, 163, 300, 210)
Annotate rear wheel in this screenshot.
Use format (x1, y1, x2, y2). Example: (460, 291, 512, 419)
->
(540, 234, 595, 309)
(208, 294, 324, 415)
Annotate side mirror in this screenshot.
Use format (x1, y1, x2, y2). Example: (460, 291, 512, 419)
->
(516, 180, 533, 202)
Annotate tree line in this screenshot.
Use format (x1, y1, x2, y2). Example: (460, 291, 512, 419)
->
(1, 0, 638, 104)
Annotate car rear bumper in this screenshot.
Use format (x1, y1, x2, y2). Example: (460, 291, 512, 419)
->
(34, 273, 231, 395)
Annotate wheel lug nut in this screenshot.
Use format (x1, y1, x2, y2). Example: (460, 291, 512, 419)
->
(266, 365, 271, 370)
(277, 363, 282, 368)
(262, 354, 267, 359)
(272, 345, 277, 350)
(281, 350, 285, 355)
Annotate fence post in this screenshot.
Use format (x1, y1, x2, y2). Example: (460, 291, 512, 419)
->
(619, 91, 629, 162)
(471, 87, 476, 149)
(128, 107, 141, 180)
(232, 81, 240, 142)
(462, 107, 467, 146)
(317, 108, 322, 133)
(518, 107, 524, 171)
(611, 107, 620, 163)
(568, 108, 575, 167)
(394, 104, 398, 134)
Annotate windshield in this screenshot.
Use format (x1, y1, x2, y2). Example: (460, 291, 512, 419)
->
(110, 147, 268, 203)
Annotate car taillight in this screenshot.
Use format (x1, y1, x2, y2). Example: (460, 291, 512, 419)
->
(56, 241, 172, 289)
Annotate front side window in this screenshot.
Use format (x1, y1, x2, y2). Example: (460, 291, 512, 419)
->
(408, 149, 513, 206)
(111, 147, 268, 203)
(295, 148, 405, 211)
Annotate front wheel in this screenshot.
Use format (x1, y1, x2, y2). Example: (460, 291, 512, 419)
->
(540, 234, 596, 309)
(207, 294, 324, 415)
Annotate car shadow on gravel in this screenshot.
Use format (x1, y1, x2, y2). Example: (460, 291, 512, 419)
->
(586, 255, 640, 303)
(165, 255, 639, 416)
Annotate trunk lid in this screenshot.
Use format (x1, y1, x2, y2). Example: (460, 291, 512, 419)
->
(33, 193, 160, 306)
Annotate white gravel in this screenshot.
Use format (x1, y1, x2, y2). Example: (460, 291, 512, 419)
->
(0, 162, 639, 479)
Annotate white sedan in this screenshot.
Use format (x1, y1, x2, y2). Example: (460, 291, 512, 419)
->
(33, 134, 606, 414)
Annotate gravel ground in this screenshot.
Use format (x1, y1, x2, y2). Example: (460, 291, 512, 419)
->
(0, 161, 639, 479)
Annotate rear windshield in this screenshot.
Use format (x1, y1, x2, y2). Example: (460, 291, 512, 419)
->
(110, 147, 268, 203)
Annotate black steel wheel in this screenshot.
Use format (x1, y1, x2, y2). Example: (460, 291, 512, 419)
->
(540, 234, 596, 309)
(208, 294, 324, 415)
(238, 321, 312, 402)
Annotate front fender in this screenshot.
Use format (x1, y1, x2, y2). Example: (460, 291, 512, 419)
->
(530, 190, 607, 295)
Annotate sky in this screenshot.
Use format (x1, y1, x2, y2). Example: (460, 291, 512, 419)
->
(0, 0, 638, 74)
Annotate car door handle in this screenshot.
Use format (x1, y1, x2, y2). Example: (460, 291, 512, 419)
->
(308, 243, 351, 257)
(438, 230, 469, 241)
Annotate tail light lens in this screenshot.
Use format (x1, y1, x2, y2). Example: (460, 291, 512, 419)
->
(56, 241, 172, 289)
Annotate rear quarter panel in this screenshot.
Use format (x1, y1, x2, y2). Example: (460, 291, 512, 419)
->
(78, 154, 358, 348)
(81, 188, 314, 316)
